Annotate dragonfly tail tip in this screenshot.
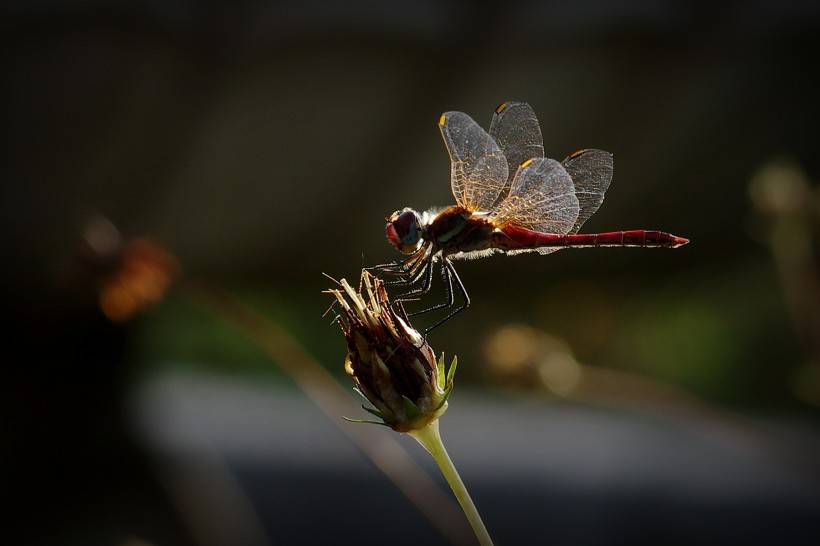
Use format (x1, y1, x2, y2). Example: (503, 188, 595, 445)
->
(671, 235, 690, 248)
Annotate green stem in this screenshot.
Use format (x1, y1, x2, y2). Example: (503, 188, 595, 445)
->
(410, 420, 494, 546)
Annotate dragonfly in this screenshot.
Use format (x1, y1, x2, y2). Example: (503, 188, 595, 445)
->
(371, 101, 688, 333)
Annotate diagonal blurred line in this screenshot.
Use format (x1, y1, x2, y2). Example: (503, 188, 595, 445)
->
(181, 280, 474, 546)
(155, 450, 273, 546)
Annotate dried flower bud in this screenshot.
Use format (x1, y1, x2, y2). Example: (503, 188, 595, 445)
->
(328, 271, 456, 432)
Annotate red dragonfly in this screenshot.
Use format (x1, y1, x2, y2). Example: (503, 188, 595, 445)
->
(372, 102, 688, 332)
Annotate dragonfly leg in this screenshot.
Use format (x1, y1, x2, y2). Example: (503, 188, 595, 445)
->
(384, 256, 429, 289)
(365, 246, 429, 286)
(394, 258, 435, 302)
(365, 252, 420, 275)
(364, 260, 411, 277)
(362, 258, 416, 292)
(407, 261, 453, 317)
(384, 266, 423, 287)
(423, 260, 470, 334)
(390, 261, 433, 319)
(380, 250, 433, 288)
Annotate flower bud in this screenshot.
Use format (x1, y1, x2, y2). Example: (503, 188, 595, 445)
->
(328, 271, 456, 432)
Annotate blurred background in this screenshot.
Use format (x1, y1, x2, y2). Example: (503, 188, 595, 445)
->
(5, 1, 820, 545)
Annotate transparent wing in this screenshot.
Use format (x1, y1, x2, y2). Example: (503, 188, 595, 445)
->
(562, 149, 613, 234)
(490, 158, 579, 235)
(488, 102, 544, 205)
(439, 111, 509, 212)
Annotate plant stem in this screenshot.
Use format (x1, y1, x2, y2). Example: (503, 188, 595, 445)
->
(410, 420, 494, 546)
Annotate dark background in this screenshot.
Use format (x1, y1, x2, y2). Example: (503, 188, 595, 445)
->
(5, 1, 820, 545)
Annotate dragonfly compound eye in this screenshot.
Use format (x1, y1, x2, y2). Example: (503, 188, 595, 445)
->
(386, 209, 421, 253)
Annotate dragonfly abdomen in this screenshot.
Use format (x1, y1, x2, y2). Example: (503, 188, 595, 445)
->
(496, 226, 688, 250)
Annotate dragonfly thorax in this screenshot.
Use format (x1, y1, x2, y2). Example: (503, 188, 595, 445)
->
(386, 208, 424, 254)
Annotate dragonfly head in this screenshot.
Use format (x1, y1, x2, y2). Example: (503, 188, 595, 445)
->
(386, 208, 423, 254)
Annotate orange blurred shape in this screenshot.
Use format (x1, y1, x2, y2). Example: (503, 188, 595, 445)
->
(100, 239, 180, 322)
(483, 323, 582, 397)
